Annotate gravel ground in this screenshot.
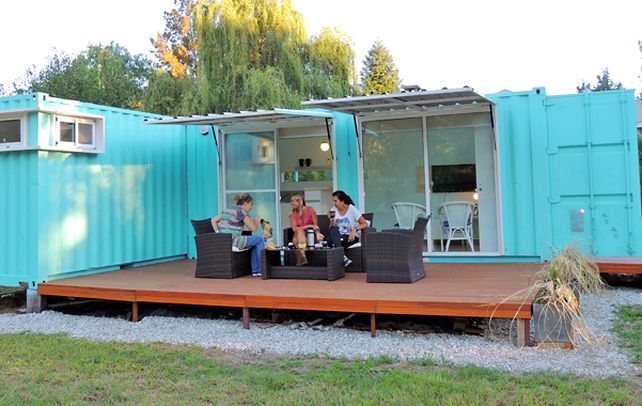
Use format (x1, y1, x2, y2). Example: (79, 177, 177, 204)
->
(0, 287, 640, 377)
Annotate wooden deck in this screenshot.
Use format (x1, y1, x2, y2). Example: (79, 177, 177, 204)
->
(594, 257, 642, 275)
(38, 260, 540, 342)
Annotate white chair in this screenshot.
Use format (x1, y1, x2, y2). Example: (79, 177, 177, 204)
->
(391, 202, 427, 229)
(438, 201, 475, 252)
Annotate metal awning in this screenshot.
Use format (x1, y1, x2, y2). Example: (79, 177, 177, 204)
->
(145, 108, 336, 162)
(302, 87, 493, 117)
(144, 108, 333, 133)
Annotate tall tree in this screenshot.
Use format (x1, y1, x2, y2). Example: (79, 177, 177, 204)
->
(577, 67, 623, 93)
(14, 43, 153, 110)
(151, 0, 199, 78)
(360, 40, 401, 95)
(189, 0, 355, 113)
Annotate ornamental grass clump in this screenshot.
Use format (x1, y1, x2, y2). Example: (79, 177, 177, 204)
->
(492, 245, 607, 347)
(528, 245, 607, 346)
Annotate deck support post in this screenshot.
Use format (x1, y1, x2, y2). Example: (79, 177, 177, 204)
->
(243, 307, 250, 329)
(132, 302, 139, 322)
(26, 289, 45, 313)
(517, 318, 530, 347)
(370, 313, 376, 337)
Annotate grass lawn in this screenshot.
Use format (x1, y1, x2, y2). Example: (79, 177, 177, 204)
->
(613, 304, 642, 364)
(0, 334, 640, 405)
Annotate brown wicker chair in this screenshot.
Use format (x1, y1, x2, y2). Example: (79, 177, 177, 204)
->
(190, 219, 258, 279)
(363, 216, 429, 283)
(282, 213, 374, 273)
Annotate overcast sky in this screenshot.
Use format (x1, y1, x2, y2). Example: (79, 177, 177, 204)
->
(1, 0, 640, 96)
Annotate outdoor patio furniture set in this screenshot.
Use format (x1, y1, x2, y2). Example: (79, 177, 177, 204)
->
(191, 215, 429, 283)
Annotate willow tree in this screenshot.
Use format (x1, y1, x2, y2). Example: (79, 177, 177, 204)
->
(191, 0, 355, 113)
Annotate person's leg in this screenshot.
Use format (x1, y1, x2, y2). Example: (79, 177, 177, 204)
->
(245, 235, 264, 275)
(328, 227, 342, 248)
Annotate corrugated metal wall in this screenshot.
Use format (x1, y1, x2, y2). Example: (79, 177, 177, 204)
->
(186, 126, 218, 258)
(0, 95, 40, 286)
(490, 88, 641, 259)
(332, 113, 360, 207)
(0, 94, 190, 285)
(545, 90, 642, 256)
(0, 151, 39, 286)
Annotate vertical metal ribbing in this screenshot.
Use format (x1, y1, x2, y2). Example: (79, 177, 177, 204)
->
(582, 93, 597, 255)
(618, 91, 635, 254)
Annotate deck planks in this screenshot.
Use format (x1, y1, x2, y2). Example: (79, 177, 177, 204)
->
(38, 260, 540, 320)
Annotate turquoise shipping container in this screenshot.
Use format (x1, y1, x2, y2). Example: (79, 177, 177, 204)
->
(1, 87, 639, 289)
(490, 88, 641, 259)
(0, 93, 199, 287)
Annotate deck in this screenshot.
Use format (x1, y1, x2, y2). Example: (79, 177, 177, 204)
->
(38, 260, 540, 343)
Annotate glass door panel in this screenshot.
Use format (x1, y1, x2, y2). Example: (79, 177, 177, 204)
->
(223, 131, 278, 237)
(427, 113, 498, 253)
(362, 118, 425, 230)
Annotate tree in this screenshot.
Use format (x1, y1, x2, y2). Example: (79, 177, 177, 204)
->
(188, 0, 355, 113)
(577, 67, 623, 93)
(13, 43, 154, 110)
(151, 0, 199, 78)
(360, 40, 401, 95)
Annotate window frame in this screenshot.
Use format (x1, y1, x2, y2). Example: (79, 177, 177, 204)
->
(0, 114, 27, 150)
(55, 115, 97, 151)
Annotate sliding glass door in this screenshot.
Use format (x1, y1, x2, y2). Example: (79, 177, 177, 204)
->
(362, 118, 425, 230)
(426, 113, 498, 253)
(361, 112, 500, 255)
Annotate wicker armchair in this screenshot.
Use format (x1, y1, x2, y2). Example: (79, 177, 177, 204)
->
(191, 219, 255, 279)
(363, 216, 429, 283)
(282, 213, 374, 273)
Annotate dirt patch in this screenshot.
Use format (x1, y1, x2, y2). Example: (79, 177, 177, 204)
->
(0, 289, 25, 314)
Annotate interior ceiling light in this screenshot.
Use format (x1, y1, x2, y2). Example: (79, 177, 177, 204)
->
(320, 142, 330, 152)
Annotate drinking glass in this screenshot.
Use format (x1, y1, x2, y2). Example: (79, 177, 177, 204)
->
(298, 241, 307, 250)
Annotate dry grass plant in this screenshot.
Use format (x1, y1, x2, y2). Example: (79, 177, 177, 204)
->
(490, 245, 607, 347)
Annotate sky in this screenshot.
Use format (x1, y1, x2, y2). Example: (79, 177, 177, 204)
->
(1, 0, 641, 97)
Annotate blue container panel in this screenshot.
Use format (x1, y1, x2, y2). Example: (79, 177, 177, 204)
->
(0, 152, 38, 286)
(333, 113, 360, 207)
(0, 94, 38, 112)
(545, 89, 641, 256)
(32, 102, 189, 280)
(186, 126, 218, 258)
(491, 92, 539, 256)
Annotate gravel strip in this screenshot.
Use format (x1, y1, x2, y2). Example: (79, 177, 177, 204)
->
(0, 287, 640, 377)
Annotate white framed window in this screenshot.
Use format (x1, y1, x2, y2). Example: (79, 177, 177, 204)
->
(55, 115, 101, 152)
(0, 114, 27, 150)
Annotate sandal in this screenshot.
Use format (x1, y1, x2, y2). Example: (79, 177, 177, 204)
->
(295, 249, 308, 267)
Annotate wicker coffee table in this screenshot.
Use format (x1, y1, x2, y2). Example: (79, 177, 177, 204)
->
(264, 247, 345, 281)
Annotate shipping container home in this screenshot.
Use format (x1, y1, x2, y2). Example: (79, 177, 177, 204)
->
(157, 87, 642, 262)
(0, 93, 197, 291)
(1, 87, 640, 295)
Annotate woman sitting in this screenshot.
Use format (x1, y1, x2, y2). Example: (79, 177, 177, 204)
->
(211, 193, 264, 277)
(289, 192, 324, 266)
(327, 190, 369, 267)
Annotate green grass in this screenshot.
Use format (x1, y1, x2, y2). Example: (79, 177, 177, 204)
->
(613, 304, 642, 364)
(0, 334, 639, 405)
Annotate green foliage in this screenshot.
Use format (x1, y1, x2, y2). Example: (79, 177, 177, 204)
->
(360, 40, 401, 95)
(190, 0, 355, 113)
(13, 43, 154, 110)
(151, 0, 199, 78)
(143, 69, 196, 115)
(577, 68, 623, 93)
(1, 333, 640, 404)
(613, 305, 642, 364)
